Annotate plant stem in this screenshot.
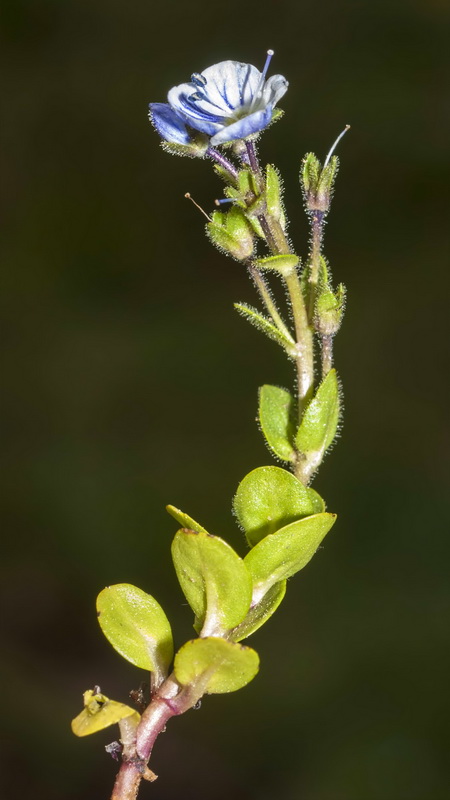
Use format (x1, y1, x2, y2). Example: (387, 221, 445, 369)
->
(110, 678, 200, 800)
(242, 140, 315, 481)
(207, 147, 239, 182)
(245, 143, 314, 421)
(321, 334, 333, 377)
(247, 260, 293, 341)
(307, 210, 325, 323)
(111, 699, 174, 800)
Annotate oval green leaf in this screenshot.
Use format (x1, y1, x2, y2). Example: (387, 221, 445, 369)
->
(259, 385, 296, 462)
(295, 369, 340, 477)
(71, 689, 139, 737)
(233, 466, 316, 546)
(229, 580, 287, 642)
(171, 530, 252, 636)
(97, 584, 173, 685)
(166, 504, 208, 533)
(174, 637, 259, 694)
(244, 513, 336, 600)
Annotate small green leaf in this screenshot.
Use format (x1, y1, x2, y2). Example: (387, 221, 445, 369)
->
(259, 385, 296, 462)
(97, 584, 173, 685)
(174, 637, 259, 694)
(245, 513, 337, 599)
(256, 254, 299, 276)
(295, 369, 340, 479)
(233, 466, 316, 546)
(234, 303, 296, 354)
(171, 530, 252, 635)
(230, 580, 287, 642)
(71, 689, 140, 737)
(166, 505, 208, 533)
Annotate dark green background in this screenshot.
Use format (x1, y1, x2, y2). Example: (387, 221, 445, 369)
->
(2, 1, 449, 798)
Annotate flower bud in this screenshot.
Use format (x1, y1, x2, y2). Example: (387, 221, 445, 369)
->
(301, 153, 339, 213)
(207, 206, 255, 261)
(315, 282, 346, 336)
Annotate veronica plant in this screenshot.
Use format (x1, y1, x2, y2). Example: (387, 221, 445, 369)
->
(71, 51, 349, 800)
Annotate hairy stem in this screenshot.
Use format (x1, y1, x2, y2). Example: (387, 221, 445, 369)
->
(321, 334, 333, 377)
(207, 147, 239, 182)
(243, 140, 315, 481)
(307, 210, 325, 323)
(247, 260, 293, 340)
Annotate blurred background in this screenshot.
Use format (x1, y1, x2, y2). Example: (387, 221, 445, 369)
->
(1, 1, 449, 798)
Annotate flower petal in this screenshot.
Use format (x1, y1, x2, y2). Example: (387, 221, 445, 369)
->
(261, 74, 289, 107)
(200, 61, 261, 110)
(209, 107, 273, 146)
(168, 83, 225, 135)
(148, 103, 193, 145)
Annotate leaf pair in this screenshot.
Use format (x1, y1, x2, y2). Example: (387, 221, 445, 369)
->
(95, 581, 260, 698)
(233, 464, 335, 606)
(233, 465, 324, 546)
(171, 523, 288, 643)
(259, 370, 340, 478)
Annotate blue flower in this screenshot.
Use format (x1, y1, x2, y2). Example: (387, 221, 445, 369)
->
(149, 52, 288, 148)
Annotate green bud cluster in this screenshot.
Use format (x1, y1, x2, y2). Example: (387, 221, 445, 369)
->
(314, 255, 346, 336)
(301, 152, 339, 213)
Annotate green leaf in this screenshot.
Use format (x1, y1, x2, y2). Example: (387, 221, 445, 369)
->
(166, 504, 208, 533)
(174, 637, 259, 694)
(295, 369, 340, 479)
(229, 580, 287, 642)
(245, 513, 337, 599)
(71, 689, 140, 737)
(96, 584, 173, 685)
(255, 254, 299, 276)
(171, 529, 252, 635)
(234, 303, 296, 354)
(233, 465, 316, 546)
(259, 385, 296, 462)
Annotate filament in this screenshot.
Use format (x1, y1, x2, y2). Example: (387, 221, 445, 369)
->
(323, 125, 351, 168)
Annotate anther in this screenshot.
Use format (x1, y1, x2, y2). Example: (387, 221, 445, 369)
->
(191, 72, 207, 87)
(323, 125, 351, 168)
(188, 91, 205, 101)
(185, 192, 212, 221)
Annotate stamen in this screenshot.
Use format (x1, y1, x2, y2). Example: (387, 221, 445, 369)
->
(191, 72, 207, 87)
(250, 49, 275, 111)
(184, 192, 212, 222)
(214, 197, 234, 207)
(323, 124, 351, 168)
(261, 49, 275, 82)
(188, 91, 205, 101)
